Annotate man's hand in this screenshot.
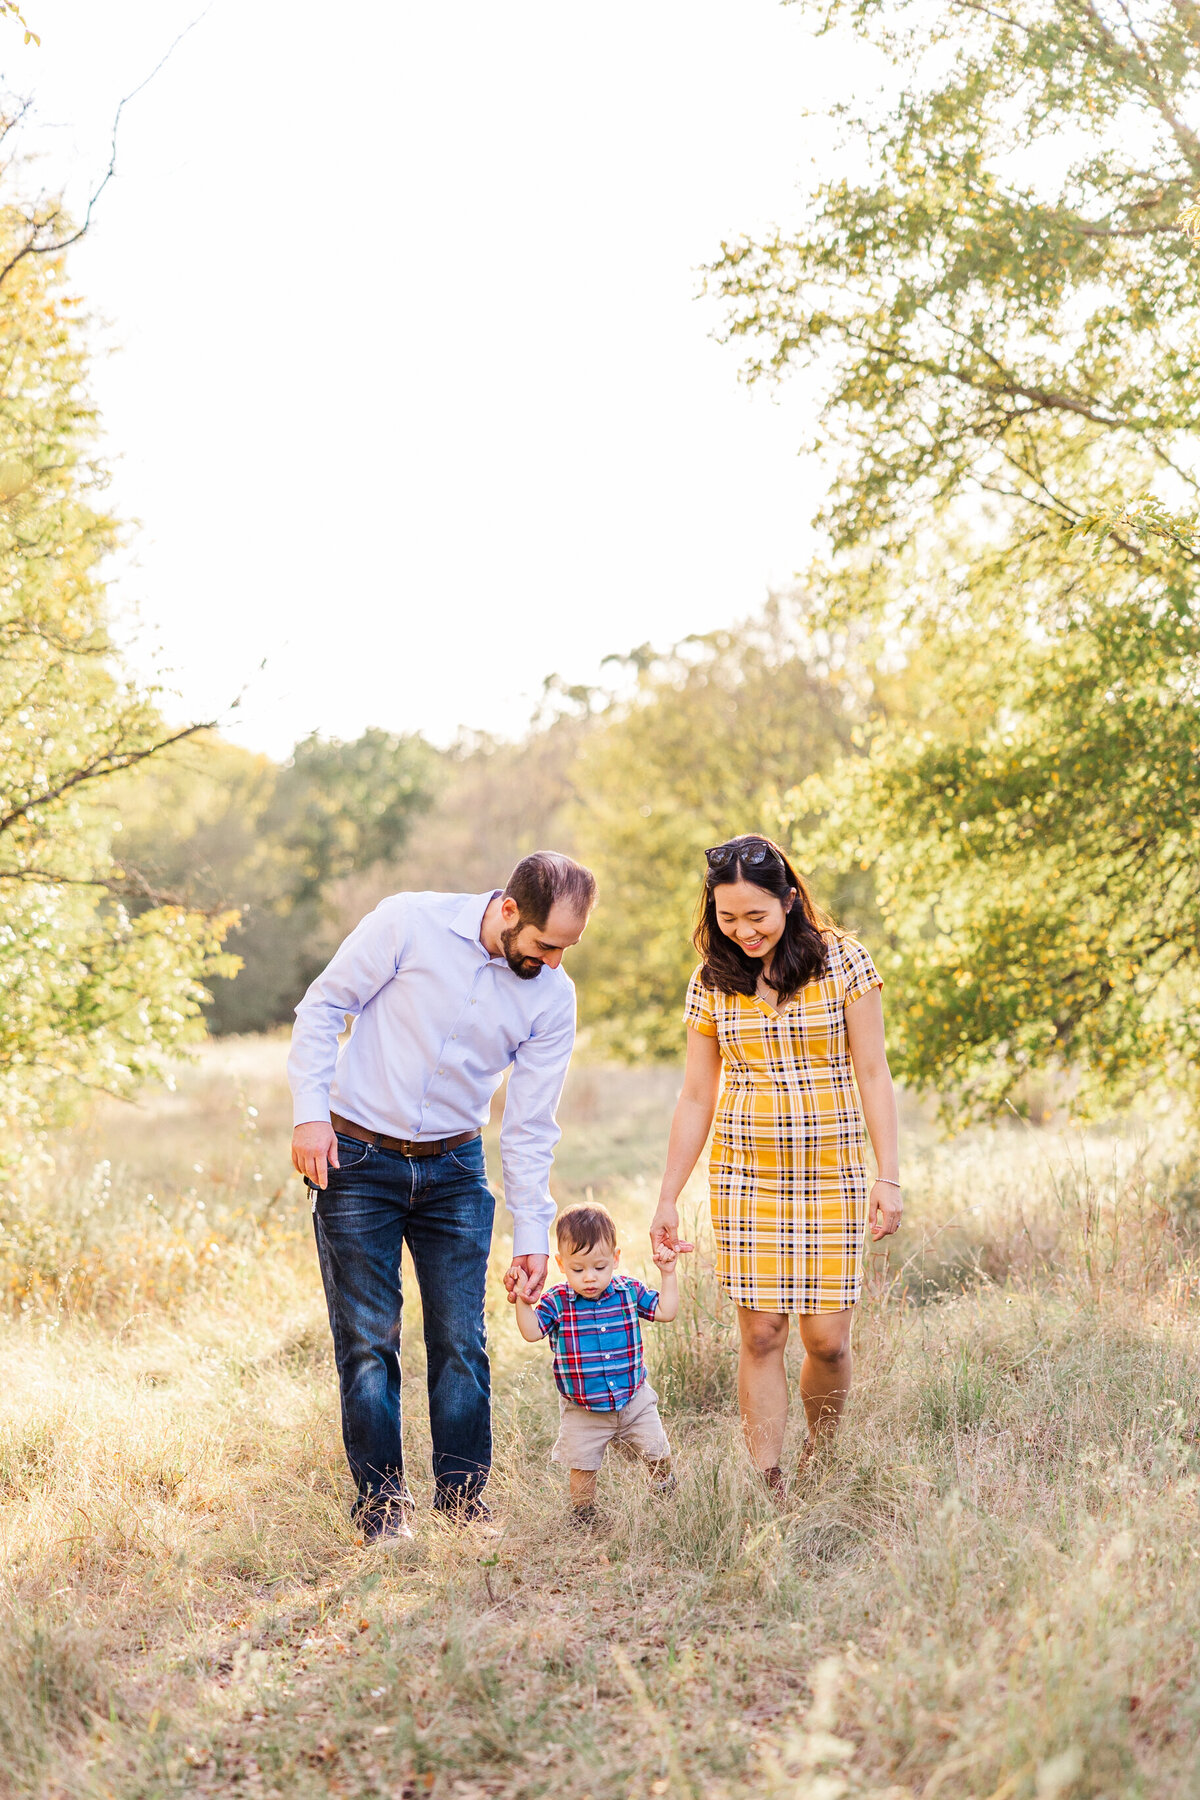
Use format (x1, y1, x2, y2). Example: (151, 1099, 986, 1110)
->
(504, 1254, 549, 1305)
(868, 1179, 903, 1241)
(292, 1121, 339, 1189)
(649, 1198, 695, 1262)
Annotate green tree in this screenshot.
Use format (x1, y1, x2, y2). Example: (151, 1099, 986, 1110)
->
(265, 729, 438, 909)
(114, 727, 439, 1034)
(708, 0, 1200, 1113)
(568, 607, 878, 1057)
(105, 734, 292, 1036)
(335, 705, 592, 936)
(0, 172, 233, 1125)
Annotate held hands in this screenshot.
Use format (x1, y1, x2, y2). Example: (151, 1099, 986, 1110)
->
(649, 1199, 695, 1268)
(652, 1236, 690, 1273)
(869, 1179, 903, 1241)
(504, 1254, 549, 1306)
(292, 1121, 339, 1189)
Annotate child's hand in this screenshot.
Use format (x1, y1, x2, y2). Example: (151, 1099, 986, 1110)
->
(653, 1239, 685, 1272)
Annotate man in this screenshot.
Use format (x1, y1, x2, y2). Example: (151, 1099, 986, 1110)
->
(288, 850, 596, 1544)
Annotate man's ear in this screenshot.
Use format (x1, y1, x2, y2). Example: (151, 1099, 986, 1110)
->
(500, 895, 521, 928)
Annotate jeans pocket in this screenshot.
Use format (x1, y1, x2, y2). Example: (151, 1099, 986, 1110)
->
(448, 1136, 485, 1174)
(333, 1132, 374, 1171)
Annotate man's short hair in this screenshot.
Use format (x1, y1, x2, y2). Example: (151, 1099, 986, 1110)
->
(504, 851, 597, 929)
(555, 1202, 617, 1256)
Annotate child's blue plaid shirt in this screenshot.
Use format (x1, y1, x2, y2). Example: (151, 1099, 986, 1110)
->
(534, 1274, 660, 1411)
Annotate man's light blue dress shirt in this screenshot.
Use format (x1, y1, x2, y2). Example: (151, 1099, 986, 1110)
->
(287, 890, 576, 1255)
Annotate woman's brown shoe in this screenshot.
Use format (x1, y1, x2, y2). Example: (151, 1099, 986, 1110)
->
(761, 1464, 787, 1504)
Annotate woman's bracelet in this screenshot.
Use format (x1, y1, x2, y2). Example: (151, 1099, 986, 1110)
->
(874, 1177, 902, 1189)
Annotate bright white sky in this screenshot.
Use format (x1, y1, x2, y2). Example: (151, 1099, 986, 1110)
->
(6, 1, 859, 757)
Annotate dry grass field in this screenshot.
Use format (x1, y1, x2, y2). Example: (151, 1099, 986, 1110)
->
(1, 1038, 1199, 1799)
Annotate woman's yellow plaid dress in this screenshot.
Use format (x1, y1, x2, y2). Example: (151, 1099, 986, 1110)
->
(683, 934, 883, 1315)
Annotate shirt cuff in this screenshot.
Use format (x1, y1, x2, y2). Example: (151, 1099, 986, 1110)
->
(292, 1092, 332, 1129)
(511, 1215, 552, 1257)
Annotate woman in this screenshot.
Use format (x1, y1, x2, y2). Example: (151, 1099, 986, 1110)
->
(649, 835, 901, 1490)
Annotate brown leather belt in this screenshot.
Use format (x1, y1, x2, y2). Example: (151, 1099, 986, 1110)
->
(330, 1112, 481, 1159)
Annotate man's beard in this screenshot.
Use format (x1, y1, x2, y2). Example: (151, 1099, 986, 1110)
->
(501, 924, 543, 980)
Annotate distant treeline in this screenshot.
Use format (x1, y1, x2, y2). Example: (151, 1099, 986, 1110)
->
(111, 598, 884, 1057)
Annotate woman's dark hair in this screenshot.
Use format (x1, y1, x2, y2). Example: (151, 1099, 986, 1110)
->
(694, 834, 831, 1004)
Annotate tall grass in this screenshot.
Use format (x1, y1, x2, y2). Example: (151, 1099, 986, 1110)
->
(0, 1040, 1197, 1797)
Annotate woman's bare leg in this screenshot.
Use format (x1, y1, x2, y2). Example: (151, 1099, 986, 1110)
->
(796, 1308, 854, 1451)
(736, 1307, 790, 1471)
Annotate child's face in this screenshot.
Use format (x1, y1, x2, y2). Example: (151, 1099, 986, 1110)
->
(556, 1238, 620, 1299)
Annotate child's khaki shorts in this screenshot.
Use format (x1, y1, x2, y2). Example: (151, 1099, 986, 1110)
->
(551, 1381, 671, 1471)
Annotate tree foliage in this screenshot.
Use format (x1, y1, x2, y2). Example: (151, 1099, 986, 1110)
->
(332, 707, 592, 939)
(115, 727, 439, 1034)
(0, 167, 233, 1124)
(265, 730, 438, 910)
(568, 607, 878, 1057)
(710, 0, 1200, 1112)
(0, 3, 36, 45)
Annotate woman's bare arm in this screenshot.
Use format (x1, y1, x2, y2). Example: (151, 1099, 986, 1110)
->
(845, 988, 902, 1240)
(649, 1027, 722, 1253)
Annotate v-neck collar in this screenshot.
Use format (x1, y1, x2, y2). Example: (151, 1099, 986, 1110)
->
(747, 990, 788, 1020)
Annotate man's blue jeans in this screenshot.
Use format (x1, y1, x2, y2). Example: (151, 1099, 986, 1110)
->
(311, 1130, 494, 1523)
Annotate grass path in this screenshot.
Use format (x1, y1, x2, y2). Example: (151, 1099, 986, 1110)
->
(1, 1041, 1198, 1798)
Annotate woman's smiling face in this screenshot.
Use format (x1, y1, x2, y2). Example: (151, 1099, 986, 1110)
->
(712, 878, 792, 963)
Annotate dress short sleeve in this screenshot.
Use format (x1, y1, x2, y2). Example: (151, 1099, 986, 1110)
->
(839, 936, 884, 1006)
(682, 968, 718, 1037)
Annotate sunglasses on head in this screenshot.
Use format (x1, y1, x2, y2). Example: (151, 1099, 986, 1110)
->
(705, 839, 779, 872)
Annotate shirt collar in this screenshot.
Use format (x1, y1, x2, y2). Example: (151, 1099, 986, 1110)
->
(451, 890, 502, 950)
(567, 1276, 621, 1305)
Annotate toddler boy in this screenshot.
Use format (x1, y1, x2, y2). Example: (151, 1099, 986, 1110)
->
(514, 1201, 683, 1522)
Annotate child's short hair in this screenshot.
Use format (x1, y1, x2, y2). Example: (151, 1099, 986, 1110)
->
(555, 1202, 617, 1256)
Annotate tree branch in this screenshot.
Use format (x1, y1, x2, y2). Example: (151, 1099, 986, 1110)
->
(0, 9, 213, 292)
(0, 865, 224, 911)
(0, 720, 216, 836)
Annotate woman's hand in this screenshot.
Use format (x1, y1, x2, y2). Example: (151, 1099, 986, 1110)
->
(652, 1236, 691, 1272)
(868, 1180, 903, 1240)
(650, 1198, 695, 1261)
